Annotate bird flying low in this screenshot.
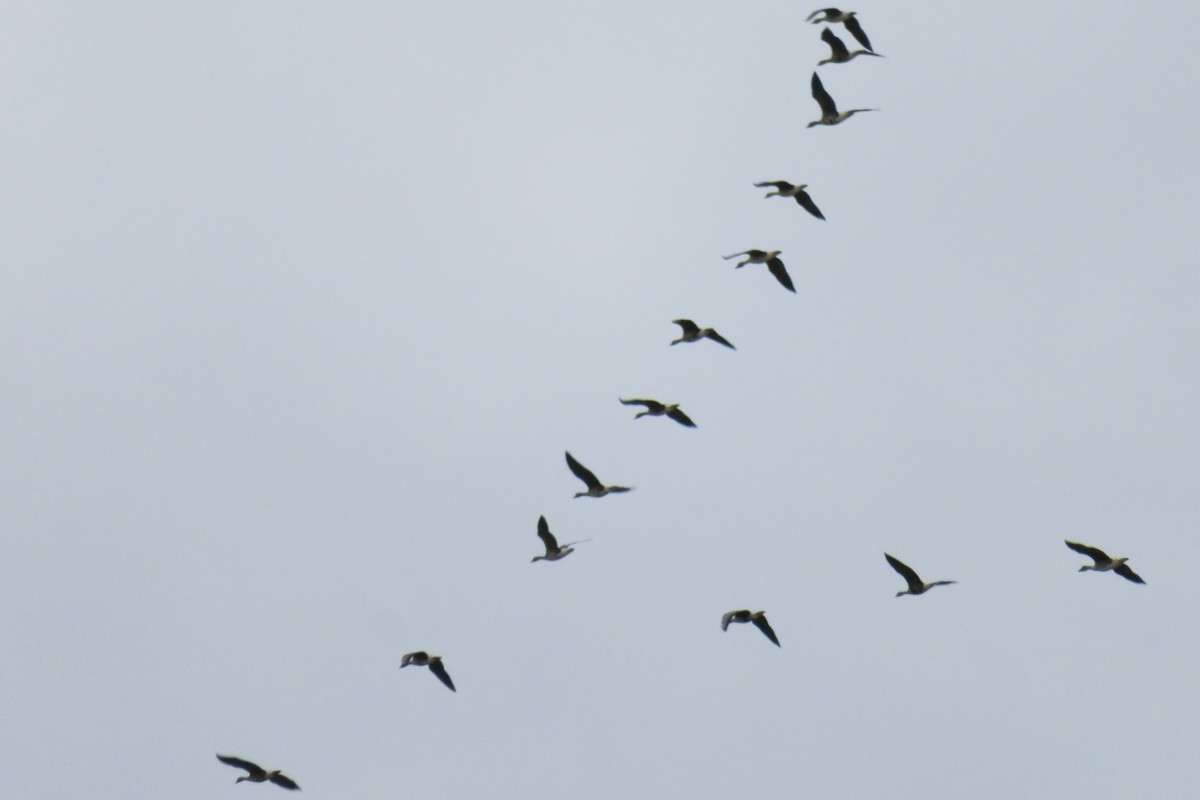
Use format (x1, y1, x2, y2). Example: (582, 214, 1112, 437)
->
(753, 181, 825, 220)
(671, 319, 735, 350)
(619, 398, 697, 428)
(809, 72, 876, 128)
(532, 515, 588, 562)
(807, 8, 873, 52)
(818, 27, 882, 65)
(216, 755, 301, 791)
(885, 553, 957, 597)
(721, 610, 780, 647)
(1064, 541, 1145, 584)
(565, 451, 632, 498)
(400, 651, 457, 692)
(723, 249, 795, 293)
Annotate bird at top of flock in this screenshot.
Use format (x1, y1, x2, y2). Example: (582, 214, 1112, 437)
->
(753, 180, 825, 220)
(532, 515, 589, 563)
(619, 398, 697, 428)
(1065, 541, 1145, 584)
(807, 8, 873, 52)
(670, 319, 735, 350)
(723, 249, 795, 293)
(215, 755, 300, 791)
(399, 651, 457, 692)
(818, 27, 882, 65)
(565, 451, 632, 498)
(721, 610, 781, 647)
(809, 72, 876, 128)
(885, 553, 957, 597)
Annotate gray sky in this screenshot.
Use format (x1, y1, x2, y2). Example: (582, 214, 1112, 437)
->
(3, 1, 1200, 797)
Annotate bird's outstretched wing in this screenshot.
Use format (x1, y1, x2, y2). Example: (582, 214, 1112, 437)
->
(794, 190, 825, 220)
(672, 319, 700, 336)
(537, 515, 559, 552)
(752, 614, 781, 647)
(1065, 540, 1110, 565)
(807, 8, 840, 23)
(621, 398, 666, 413)
(885, 553, 923, 592)
(400, 651, 428, 667)
(429, 659, 457, 692)
(767, 256, 796, 293)
(269, 773, 301, 791)
(753, 181, 791, 191)
(821, 27, 849, 60)
(565, 451, 602, 490)
(811, 72, 839, 118)
(216, 755, 265, 779)
(704, 329, 736, 350)
(843, 15, 872, 51)
(721, 610, 745, 631)
(1113, 563, 1145, 584)
(667, 407, 697, 428)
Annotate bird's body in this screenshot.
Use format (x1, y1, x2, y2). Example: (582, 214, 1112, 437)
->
(885, 553, 957, 597)
(723, 249, 795, 293)
(807, 8, 873, 52)
(565, 451, 632, 498)
(721, 610, 780, 647)
(216, 755, 301, 791)
(818, 27, 882, 65)
(619, 398, 697, 428)
(1065, 541, 1145, 584)
(532, 515, 587, 562)
(671, 319, 735, 350)
(400, 651, 457, 692)
(753, 181, 825, 220)
(808, 72, 876, 128)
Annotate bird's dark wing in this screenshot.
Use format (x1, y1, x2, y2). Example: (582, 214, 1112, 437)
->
(811, 72, 838, 117)
(753, 181, 791, 191)
(843, 15, 872, 51)
(807, 8, 839, 22)
(537, 515, 559, 551)
(269, 773, 301, 791)
(885, 553, 923, 592)
(704, 329, 736, 350)
(672, 319, 700, 336)
(400, 651, 428, 667)
(752, 614, 781, 647)
(821, 27, 849, 59)
(429, 659, 457, 692)
(767, 257, 796, 293)
(1113, 563, 1145, 584)
(622, 398, 665, 413)
(667, 407, 697, 428)
(1065, 540, 1109, 565)
(217, 755, 265, 778)
(565, 451, 602, 490)
(721, 610, 746, 630)
(605, 486, 632, 493)
(795, 190, 825, 220)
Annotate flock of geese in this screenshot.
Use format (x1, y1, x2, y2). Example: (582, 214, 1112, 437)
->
(214, 7, 1146, 791)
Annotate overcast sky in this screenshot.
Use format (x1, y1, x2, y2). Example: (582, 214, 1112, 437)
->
(4, 2, 1200, 798)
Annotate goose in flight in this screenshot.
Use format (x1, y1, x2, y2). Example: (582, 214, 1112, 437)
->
(1065, 541, 1145, 584)
(721, 610, 780, 647)
(753, 181, 825, 220)
(565, 451, 632, 498)
(400, 651, 456, 692)
(807, 8, 873, 52)
(809, 72, 876, 128)
(671, 319, 735, 350)
(723, 249, 795, 293)
(619, 398, 697, 428)
(818, 27, 882, 65)
(216, 755, 300, 791)
(532, 515, 588, 562)
(885, 553, 957, 597)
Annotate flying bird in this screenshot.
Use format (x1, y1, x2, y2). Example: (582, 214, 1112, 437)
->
(565, 451, 632, 498)
(1065, 541, 1145, 584)
(807, 8, 873, 52)
(885, 553, 957, 597)
(532, 515, 588, 562)
(399, 651, 456, 692)
(753, 181, 825, 220)
(818, 27, 882, 65)
(671, 319, 735, 350)
(215, 755, 300, 791)
(723, 249, 795, 293)
(721, 610, 780, 647)
(619, 398, 697, 428)
(809, 72, 876, 128)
